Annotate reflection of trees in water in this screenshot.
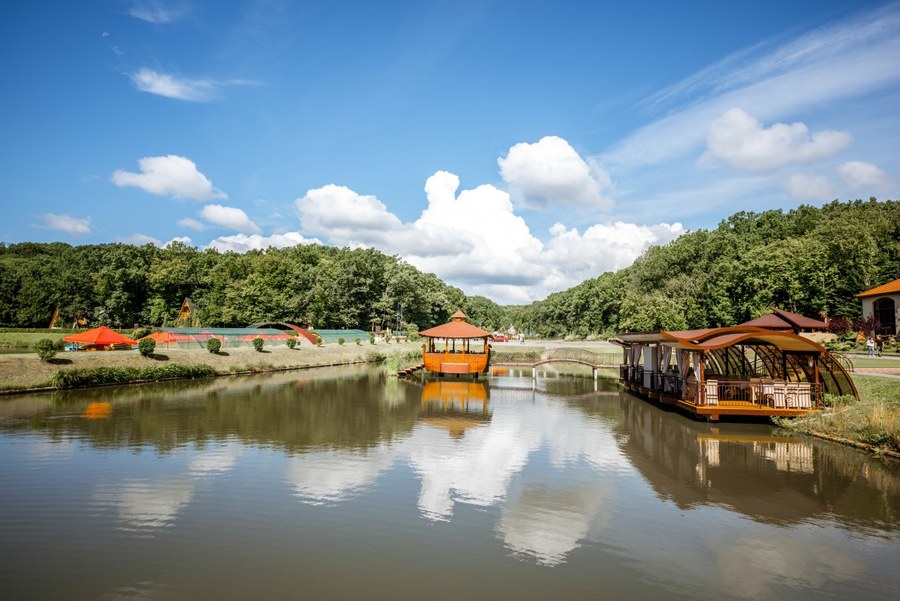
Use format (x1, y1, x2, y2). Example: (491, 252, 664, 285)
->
(613, 390, 900, 530)
(0, 369, 421, 453)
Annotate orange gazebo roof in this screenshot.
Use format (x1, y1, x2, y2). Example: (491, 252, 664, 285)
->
(420, 311, 490, 339)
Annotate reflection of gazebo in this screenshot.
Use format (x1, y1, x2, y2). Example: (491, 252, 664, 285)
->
(617, 325, 857, 420)
(419, 381, 491, 438)
(64, 326, 137, 350)
(420, 311, 491, 377)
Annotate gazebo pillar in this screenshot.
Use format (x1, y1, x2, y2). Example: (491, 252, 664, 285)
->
(644, 344, 658, 389)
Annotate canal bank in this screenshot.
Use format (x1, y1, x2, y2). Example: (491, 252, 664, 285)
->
(0, 341, 423, 393)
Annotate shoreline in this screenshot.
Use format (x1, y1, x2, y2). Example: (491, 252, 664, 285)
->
(0, 341, 422, 394)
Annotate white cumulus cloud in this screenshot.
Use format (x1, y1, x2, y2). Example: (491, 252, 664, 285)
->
(34, 213, 92, 235)
(498, 136, 613, 209)
(200, 204, 261, 234)
(785, 173, 835, 200)
(165, 236, 193, 247)
(293, 167, 681, 304)
(838, 160, 889, 193)
(207, 232, 319, 253)
(705, 108, 851, 171)
(112, 155, 227, 201)
(296, 184, 404, 247)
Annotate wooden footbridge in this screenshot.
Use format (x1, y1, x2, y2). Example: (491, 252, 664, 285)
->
(491, 347, 620, 380)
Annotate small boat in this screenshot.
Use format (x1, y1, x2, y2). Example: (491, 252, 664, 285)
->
(419, 310, 491, 377)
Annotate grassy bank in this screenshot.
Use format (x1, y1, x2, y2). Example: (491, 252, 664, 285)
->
(0, 341, 422, 392)
(775, 375, 900, 457)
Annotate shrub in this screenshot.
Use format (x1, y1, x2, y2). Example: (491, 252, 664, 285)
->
(132, 327, 152, 340)
(369, 333, 375, 345)
(138, 338, 156, 357)
(286, 337, 297, 349)
(35, 338, 58, 362)
(253, 337, 264, 352)
(852, 315, 881, 338)
(316, 335, 323, 347)
(355, 337, 361, 345)
(338, 337, 345, 346)
(827, 316, 851, 336)
(384, 333, 392, 344)
(207, 338, 222, 354)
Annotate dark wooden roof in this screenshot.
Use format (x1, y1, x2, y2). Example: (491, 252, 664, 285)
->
(739, 308, 826, 331)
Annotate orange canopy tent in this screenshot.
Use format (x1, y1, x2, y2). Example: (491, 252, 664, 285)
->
(138, 331, 179, 348)
(64, 326, 137, 346)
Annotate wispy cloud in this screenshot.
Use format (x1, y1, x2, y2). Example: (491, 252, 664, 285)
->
(605, 3, 900, 170)
(128, 0, 190, 24)
(200, 204, 261, 234)
(129, 68, 213, 101)
(128, 68, 261, 102)
(177, 217, 207, 231)
(34, 214, 92, 235)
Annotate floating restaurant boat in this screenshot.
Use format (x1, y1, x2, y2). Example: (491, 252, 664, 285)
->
(419, 311, 491, 377)
(616, 321, 858, 421)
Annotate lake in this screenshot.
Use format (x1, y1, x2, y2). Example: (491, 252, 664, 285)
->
(0, 366, 898, 600)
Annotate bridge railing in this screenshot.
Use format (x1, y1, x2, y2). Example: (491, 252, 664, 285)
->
(491, 347, 620, 367)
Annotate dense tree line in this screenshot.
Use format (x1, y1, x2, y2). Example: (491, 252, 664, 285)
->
(509, 199, 900, 337)
(0, 242, 502, 332)
(2, 199, 896, 337)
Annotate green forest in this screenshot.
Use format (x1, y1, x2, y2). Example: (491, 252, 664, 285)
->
(0, 242, 489, 332)
(508, 198, 900, 337)
(1, 198, 897, 336)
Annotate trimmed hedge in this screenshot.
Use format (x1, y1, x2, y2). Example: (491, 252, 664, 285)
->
(49, 364, 217, 389)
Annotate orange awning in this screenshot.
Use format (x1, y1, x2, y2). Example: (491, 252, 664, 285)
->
(63, 326, 137, 346)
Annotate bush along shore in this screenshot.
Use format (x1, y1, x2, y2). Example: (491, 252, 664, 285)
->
(48, 364, 218, 389)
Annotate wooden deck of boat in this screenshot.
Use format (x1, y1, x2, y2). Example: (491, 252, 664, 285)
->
(621, 381, 817, 420)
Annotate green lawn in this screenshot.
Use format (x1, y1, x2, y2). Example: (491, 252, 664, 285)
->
(0, 331, 68, 350)
(850, 357, 900, 368)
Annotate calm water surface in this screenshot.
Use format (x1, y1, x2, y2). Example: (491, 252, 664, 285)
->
(0, 366, 898, 600)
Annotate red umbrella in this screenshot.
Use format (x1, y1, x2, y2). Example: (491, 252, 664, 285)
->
(63, 326, 137, 346)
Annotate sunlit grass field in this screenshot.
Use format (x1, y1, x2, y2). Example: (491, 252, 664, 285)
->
(777, 375, 900, 455)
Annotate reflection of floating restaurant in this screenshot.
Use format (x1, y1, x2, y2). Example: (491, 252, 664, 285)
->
(419, 381, 491, 438)
(616, 319, 857, 420)
(420, 311, 491, 377)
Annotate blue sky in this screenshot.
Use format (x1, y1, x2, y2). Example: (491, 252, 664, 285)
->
(2, 1, 898, 304)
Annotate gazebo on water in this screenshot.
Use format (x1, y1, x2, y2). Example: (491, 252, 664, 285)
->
(419, 310, 492, 377)
(616, 311, 857, 420)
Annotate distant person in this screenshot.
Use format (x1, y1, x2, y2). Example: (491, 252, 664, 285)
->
(866, 337, 875, 357)
(876, 336, 884, 357)
(519, 333, 525, 345)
